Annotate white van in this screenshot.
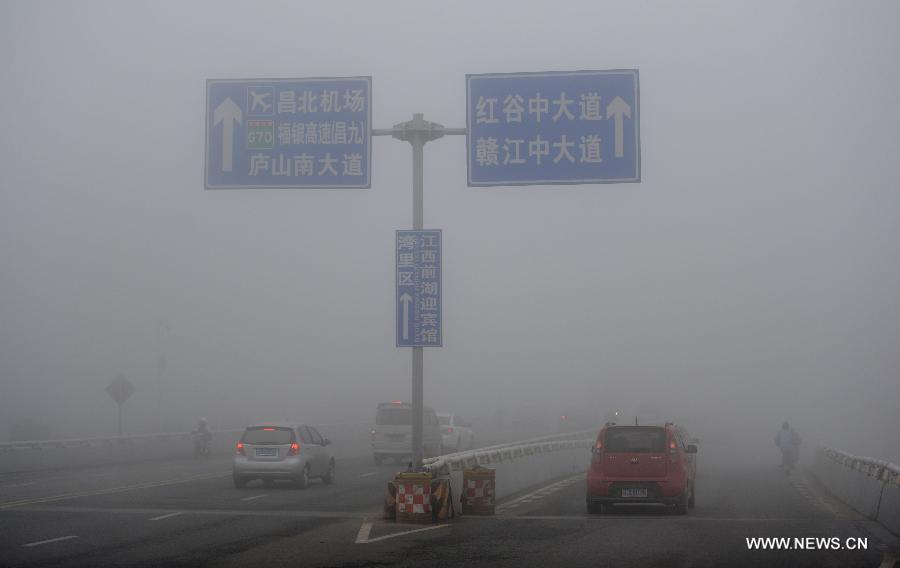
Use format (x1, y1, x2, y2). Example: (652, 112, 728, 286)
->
(371, 401, 442, 465)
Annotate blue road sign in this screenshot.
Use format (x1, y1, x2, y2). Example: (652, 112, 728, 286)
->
(205, 77, 371, 189)
(396, 230, 442, 347)
(466, 70, 640, 186)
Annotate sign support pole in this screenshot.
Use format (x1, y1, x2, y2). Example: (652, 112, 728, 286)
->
(377, 114, 464, 469)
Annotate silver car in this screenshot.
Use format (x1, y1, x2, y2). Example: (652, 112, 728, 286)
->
(233, 422, 335, 489)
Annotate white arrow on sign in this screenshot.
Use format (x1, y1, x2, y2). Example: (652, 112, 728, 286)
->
(214, 98, 242, 172)
(606, 96, 631, 158)
(399, 293, 413, 341)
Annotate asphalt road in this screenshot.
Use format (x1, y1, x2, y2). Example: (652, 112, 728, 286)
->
(1, 441, 897, 568)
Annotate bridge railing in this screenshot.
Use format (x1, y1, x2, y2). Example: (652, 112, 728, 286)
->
(814, 446, 900, 536)
(424, 429, 596, 511)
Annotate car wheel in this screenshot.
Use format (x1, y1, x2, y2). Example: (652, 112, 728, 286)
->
(586, 500, 604, 514)
(233, 475, 247, 489)
(322, 460, 335, 485)
(688, 483, 696, 509)
(675, 492, 688, 515)
(295, 466, 310, 490)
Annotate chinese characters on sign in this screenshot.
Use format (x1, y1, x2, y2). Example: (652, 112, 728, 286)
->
(396, 230, 442, 347)
(467, 70, 640, 186)
(206, 77, 372, 188)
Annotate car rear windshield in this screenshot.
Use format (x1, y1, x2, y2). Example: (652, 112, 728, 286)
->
(376, 407, 411, 425)
(604, 427, 667, 453)
(438, 415, 451, 425)
(242, 427, 294, 445)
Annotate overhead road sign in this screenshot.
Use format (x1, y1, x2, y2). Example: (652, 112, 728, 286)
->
(205, 77, 372, 189)
(466, 70, 640, 186)
(396, 230, 442, 347)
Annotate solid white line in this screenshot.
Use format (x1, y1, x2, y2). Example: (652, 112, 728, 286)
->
(358, 472, 378, 478)
(355, 519, 373, 543)
(358, 524, 449, 544)
(23, 535, 79, 548)
(149, 511, 184, 521)
(240, 494, 269, 502)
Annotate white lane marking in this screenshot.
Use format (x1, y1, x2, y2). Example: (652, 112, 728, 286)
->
(357, 524, 449, 544)
(2, 482, 36, 488)
(358, 472, 378, 478)
(149, 511, 184, 521)
(0, 471, 230, 510)
(355, 519, 373, 543)
(23, 535, 79, 548)
(496, 473, 583, 512)
(240, 494, 269, 502)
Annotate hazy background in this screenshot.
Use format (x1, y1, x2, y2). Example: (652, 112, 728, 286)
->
(1, 1, 898, 462)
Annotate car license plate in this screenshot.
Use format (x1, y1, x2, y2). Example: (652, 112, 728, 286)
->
(621, 488, 648, 498)
(255, 448, 276, 457)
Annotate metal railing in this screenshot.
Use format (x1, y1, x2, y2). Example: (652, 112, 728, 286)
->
(819, 446, 900, 484)
(423, 429, 596, 473)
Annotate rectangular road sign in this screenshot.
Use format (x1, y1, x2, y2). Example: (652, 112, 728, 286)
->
(466, 70, 640, 186)
(205, 77, 371, 189)
(396, 230, 442, 347)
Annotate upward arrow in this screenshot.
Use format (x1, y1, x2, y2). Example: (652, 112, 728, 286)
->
(399, 293, 413, 341)
(606, 96, 631, 158)
(214, 98, 242, 172)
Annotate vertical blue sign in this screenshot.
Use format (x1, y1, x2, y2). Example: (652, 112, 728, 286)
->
(205, 77, 372, 189)
(467, 70, 640, 186)
(396, 230, 442, 347)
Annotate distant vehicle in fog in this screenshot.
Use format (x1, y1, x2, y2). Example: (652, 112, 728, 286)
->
(370, 401, 441, 465)
(586, 421, 697, 514)
(437, 412, 475, 453)
(233, 423, 335, 489)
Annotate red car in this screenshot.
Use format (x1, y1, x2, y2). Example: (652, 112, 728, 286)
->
(586, 422, 697, 514)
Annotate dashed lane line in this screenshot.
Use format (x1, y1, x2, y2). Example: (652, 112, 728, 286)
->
(148, 511, 184, 521)
(23, 535, 79, 548)
(240, 494, 269, 502)
(0, 471, 230, 510)
(495, 474, 582, 513)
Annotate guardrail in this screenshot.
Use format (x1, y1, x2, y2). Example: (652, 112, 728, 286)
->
(814, 446, 900, 537)
(0, 422, 372, 474)
(423, 429, 596, 512)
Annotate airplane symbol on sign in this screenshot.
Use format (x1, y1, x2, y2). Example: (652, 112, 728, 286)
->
(249, 89, 272, 113)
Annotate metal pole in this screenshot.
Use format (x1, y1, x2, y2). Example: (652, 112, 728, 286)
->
(387, 113, 464, 470)
(411, 133, 424, 469)
(118, 403, 123, 436)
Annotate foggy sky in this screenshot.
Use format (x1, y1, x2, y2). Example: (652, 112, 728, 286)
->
(2, 1, 898, 461)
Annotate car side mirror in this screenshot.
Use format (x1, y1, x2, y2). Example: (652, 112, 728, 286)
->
(686, 444, 698, 454)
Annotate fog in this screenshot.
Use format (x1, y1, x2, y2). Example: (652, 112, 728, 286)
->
(1, 1, 898, 463)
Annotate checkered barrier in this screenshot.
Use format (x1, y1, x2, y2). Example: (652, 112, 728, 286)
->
(397, 482, 431, 515)
(461, 468, 495, 515)
(393, 472, 434, 524)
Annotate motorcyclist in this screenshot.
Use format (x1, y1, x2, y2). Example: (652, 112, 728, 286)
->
(194, 418, 212, 457)
(774, 421, 800, 472)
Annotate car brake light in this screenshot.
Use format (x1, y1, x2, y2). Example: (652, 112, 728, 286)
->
(391, 400, 402, 405)
(446, 427, 453, 434)
(592, 440, 603, 455)
(288, 442, 300, 456)
(236, 442, 245, 456)
(263, 428, 275, 431)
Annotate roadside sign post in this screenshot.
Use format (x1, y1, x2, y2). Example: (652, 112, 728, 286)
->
(379, 114, 463, 469)
(105, 375, 135, 436)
